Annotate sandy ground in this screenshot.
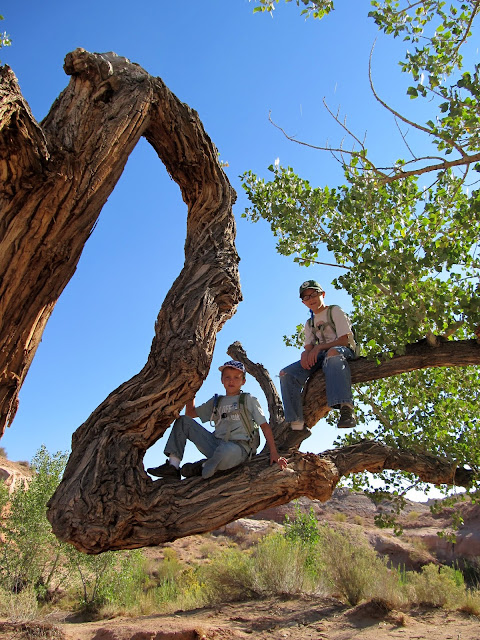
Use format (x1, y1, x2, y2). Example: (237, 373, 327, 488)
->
(1, 596, 480, 640)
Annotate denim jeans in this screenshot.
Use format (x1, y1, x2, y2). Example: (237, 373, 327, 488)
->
(280, 346, 354, 423)
(164, 415, 249, 479)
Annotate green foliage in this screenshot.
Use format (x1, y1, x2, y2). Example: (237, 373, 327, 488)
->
(252, 0, 334, 20)
(244, 0, 480, 504)
(242, 164, 480, 356)
(0, 446, 70, 598)
(406, 563, 466, 608)
(315, 524, 394, 605)
(283, 502, 320, 546)
(251, 533, 321, 594)
(0, 446, 150, 617)
(65, 547, 147, 613)
(0, 14, 11, 58)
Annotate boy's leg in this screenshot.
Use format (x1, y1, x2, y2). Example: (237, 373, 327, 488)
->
(148, 416, 219, 478)
(164, 416, 219, 460)
(201, 441, 249, 479)
(279, 359, 322, 426)
(322, 347, 356, 428)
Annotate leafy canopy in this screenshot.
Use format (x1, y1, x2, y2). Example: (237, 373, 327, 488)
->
(244, 0, 480, 356)
(244, 0, 480, 498)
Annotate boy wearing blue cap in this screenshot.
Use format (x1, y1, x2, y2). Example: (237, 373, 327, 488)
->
(148, 360, 287, 480)
(280, 280, 357, 431)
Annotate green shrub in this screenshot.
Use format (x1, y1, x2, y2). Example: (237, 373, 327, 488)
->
(0, 447, 70, 600)
(407, 563, 466, 608)
(251, 533, 322, 596)
(284, 503, 320, 546)
(200, 548, 255, 604)
(316, 524, 395, 606)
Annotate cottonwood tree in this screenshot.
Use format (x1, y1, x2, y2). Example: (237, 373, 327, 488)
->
(244, 0, 480, 502)
(0, 1, 479, 553)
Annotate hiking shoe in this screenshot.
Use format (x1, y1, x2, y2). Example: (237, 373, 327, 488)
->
(337, 406, 356, 429)
(147, 461, 181, 479)
(181, 459, 205, 478)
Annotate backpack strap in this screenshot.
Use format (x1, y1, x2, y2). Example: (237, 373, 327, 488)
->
(327, 305, 338, 335)
(238, 392, 260, 458)
(310, 305, 338, 344)
(210, 393, 222, 427)
(238, 392, 255, 439)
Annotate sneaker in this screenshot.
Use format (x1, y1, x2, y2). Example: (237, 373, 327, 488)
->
(181, 459, 205, 478)
(337, 406, 356, 429)
(147, 461, 181, 479)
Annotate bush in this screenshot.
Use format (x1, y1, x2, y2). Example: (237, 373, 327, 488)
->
(316, 524, 396, 606)
(200, 548, 255, 604)
(0, 446, 70, 599)
(284, 503, 320, 546)
(0, 584, 38, 622)
(407, 563, 466, 608)
(251, 533, 322, 596)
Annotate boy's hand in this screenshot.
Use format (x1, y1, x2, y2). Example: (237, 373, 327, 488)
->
(300, 350, 312, 369)
(271, 453, 288, 469)
(305, 345, 322, 368)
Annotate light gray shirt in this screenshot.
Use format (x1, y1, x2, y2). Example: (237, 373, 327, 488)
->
(196, 393, 266, 441)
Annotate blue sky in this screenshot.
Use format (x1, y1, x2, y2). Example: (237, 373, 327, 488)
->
(1, 1, 437, 471)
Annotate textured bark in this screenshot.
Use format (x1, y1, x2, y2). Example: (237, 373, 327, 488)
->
(1, 51, 478, 554)
(0, 49, 238, 437)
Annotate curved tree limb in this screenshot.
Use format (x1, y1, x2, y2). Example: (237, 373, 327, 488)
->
(49, 339, 476, 555)
(3, 51, 478, 555)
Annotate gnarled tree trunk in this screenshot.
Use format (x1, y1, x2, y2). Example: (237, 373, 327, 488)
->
(2, 50, 480, 554)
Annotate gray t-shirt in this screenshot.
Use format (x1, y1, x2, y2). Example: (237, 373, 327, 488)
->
(196, 393, 266, 441)
(304, 305, 356, 351)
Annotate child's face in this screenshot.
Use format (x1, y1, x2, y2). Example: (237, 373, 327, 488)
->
(221, 368, 246, 396)
(301, 288, 325, 313)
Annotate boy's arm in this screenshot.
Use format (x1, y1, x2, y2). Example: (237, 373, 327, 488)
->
(185, 398, 198, 418)
(260, 422, 288, 469)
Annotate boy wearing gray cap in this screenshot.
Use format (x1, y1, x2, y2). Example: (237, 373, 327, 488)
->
(148, 360, 287, 480)
(280, 280, 356, 431)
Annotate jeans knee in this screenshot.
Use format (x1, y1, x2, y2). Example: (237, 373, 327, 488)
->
(280, 369, 286, 377)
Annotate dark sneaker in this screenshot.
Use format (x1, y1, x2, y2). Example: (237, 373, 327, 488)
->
(147, 461, 181, 479)
(181, 459, 205, 478)
(337, 406, 356, 429)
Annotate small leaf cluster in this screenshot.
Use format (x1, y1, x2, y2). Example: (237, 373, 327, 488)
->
(252, 0, 334, 20)
(0, 14, 11, 58)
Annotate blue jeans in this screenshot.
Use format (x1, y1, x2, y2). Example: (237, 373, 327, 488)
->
(280, 347, 354, 423)
(164, 415, 249, 479)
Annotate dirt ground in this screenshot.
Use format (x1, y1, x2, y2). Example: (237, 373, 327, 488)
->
(2, 596, 480, 640)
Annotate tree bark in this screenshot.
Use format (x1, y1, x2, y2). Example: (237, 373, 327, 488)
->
(1, 51, 478, 554)
(0, 49, 238, 437)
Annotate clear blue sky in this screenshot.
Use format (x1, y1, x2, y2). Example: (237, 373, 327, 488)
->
(1, 1, 430, 470)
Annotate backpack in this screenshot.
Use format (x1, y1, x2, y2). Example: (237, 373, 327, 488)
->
(211, 392, 261, 454)
(307, 305, 361, 357)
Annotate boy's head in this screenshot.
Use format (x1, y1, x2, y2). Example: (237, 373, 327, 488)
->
(219, 360, 246, 396)
(299, 280, 324, 298)
(299, 280, 326, 313)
